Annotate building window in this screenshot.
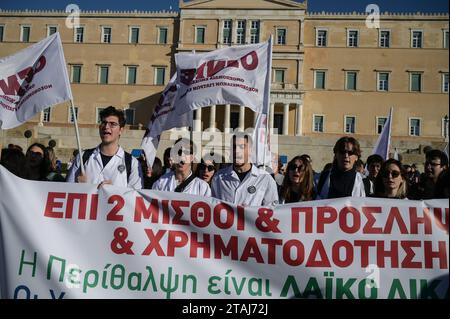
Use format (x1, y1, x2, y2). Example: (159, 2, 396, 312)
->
(195, 26, 205, 44)
(236, 21, 245, 45)
(47, 26, 58, 37)
(409, 118, 421, 136)
(316, 29, 327, 47)
(443, 73, 449, 93)
(154, 67, 166, 85)
(346, 71, 357, 90)
(377, 72, 389, 91)
(250, 21, 259, 44)
(313, 115, 324, 132)
(129, 27, 140, 44)
(410, 73, 422, 92)
(277, 28, 286, 45)
(69, 106, 79, 123)
(377, 117, 387, 134)
(274, 114, 284, 135)
(379, 30, 390, 48)
(444, 30, 449, 49)
(126, 66, 137, 85)
(96, 108, 105, 124)
(411, 30, 423, 48)
(99, 66, 109, 84)
(274, 69, 285, 83)
(71, 65, 82, 83)
(158, 27, 168, 44)
(442, 117, 449, 138)
(347, 30, 358, 47)
(21, 26, 31, 42)
(230, 111, 239, 130)
(314, 70, 326, 89)
(223, 20, 231, 44)
(42, 108, 51, 123)
(345, 116, 356, 134)
(102, 27, 111, 43)
(0, 25, 4, 42)
(74, 26, 84, 43)
(125, 109, 135, 125)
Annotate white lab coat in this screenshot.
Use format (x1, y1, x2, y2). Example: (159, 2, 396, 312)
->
(152, 171, 211, 196)
(317, 170, 366, 199)
(211, 165, 279, 206)
(66, 146, 143, 189)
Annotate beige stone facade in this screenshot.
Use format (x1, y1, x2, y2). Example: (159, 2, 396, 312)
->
(0, 0, 448, 170)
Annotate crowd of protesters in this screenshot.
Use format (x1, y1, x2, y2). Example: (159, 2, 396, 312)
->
(1, 106, 448, 204)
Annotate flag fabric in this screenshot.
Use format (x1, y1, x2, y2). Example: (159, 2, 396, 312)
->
(140, 74, 193, 168)
(173, 37, 272, 116)
(252, 113, 272, 168)
(372, 107, 393, 160)
(0, 32, 72, 129)
(393, 148, 399, 160)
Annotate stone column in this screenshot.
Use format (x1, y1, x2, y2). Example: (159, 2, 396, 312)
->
(209, 104, 216, 129)
(194, 108, 202, 132)
(224, 104, 231, 133)
(295, 103, 302, 136)
(239, 105, 245, 131)
(283, 103, 289, 136)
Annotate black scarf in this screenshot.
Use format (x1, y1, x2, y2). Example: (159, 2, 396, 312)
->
(328, 166, 357, 199)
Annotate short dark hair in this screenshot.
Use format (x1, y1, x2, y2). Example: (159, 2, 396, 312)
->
(333, 136, 362, 158)
(426, 149, 449, 167)
(174, 137, 196, 155)
(232, 132, 253, 146)
(100, 106, 126, 127)
(367, 154, 384, 166)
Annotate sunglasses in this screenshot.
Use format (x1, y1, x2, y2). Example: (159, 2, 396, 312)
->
(382, 170, 401, 178)
(199, 163, 215, 172)
(100, 121, 120, 128)
(177, 149, 191, 156)
(425, 161, 442, 167)
(338, 150, 357, 156)
(288, 164, 305, 172)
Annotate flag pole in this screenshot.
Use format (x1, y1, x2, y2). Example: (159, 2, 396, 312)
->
(70, 99, 85, 175)
(263, 34, 273, 169)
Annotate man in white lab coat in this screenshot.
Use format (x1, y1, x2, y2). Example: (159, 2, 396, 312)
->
(66, 106, 143, 189)
(152, 138, 211, 196)
(211, 133, 279, 206)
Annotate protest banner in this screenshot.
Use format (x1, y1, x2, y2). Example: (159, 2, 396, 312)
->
(0, 166, 448, 299)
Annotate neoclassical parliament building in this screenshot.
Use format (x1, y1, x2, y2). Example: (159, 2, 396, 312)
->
(0, 0, 448, 168)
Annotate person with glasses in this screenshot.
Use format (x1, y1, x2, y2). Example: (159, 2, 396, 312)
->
(374, 159, 408, 199)
(23, 143, 52, 181)
(363, 154, 384, 196)
(66, 106, 143, 189)
(279, 156, 315, 204)
(410, 149, 448, 199)
(195, 157, 218, 185)
(211, 133, 279, 206)
(152, 138, 211, 196)
(316, 136, 366, 199)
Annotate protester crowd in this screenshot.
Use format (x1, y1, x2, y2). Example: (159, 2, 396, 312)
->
(1, 106, 448, 204)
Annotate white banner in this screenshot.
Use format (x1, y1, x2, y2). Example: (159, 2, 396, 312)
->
(174, 38, 272, 116)
(0, 33, 73, 129)
(140, 74, 193, 167)
(372, 107, 393, 160)
(0, 166, 448, 299)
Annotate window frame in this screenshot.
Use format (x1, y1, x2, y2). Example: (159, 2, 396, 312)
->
(126, 65, 138, 85)
(347, 29, 359, 47)
(222, 20, 232, 45)
(129, 26, 140, 44)
(379, 29, 391, 48)
(47, 25, 58, 37)
(42, 107, 52, 123)
(20, 25, 31, 42)
(276, 27, 287, 45)
(101, 26, 112, 44)
(158, 26, 168, 44)
(444, 29, 449, 49)
(313, 114, 325, 133)
(68, 106, 79, 123)
(344, 115, 356, 134)
(195, 26, 206, 44)
(409, 72, 423, 92)
(0, 24, 4, 42)
(411, 29, 423, 48)
(71, 65, 82, 83)
(273, 69, 286, 84)
(154, 67, 166, 85)
(315, 28, 328, 47)
(409, 117, 421, 137)
(442, 72, 449, 93)
(236, 20, 246, 45)
(250, 20, 260, 44)
(345, 71, 358, 91)
(377, 72, 390, 92)
(74, 25, 85, 43)
(98, 65, 110, 84)
(376, 116, 387, 134)
(314, 70, 326, 90)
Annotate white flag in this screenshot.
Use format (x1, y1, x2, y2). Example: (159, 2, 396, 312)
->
(372, 107, 393, 160)
(140, 74, 193, 167)
(174, 37, 272, 115)
(252, 113, 272, 168)
(0, 33, 72, 129)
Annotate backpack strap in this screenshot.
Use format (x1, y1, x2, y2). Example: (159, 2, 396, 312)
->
(174, 173, 196, 193)
(82, 148, 95, 166)
(124, 151, 132, 183)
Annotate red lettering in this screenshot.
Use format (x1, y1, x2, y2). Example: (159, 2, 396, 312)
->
(44, 192, 66, 218)
(190, 232, 211, 258)
(106, 195, 124, 221)
(206, 60, 226, 77)
(261, 238, 283, 264)
(384, 207, 409, 234)
(316, 206, 337, 233)
(409, 207, 432, 234)
(142, 229, 166, 256)
(0, 74, 21, 95)
(237, 205, 245, 231)
(291, 207, 313, 233)
(362, 206, 383, 234)
(432, 208, 449, 234)
(332, 240, 354, 267)
(424, 241, 448, 269)
(283, 239, 305, 266)
(167, 230, 189, 256)
(240, 237, 264, 263)
(134, 197, 159, 223)
(191, 201, 211, 228)
(401, 240, 422, 268)
(171, 200, 190, 225)
(240, 50, 258, 70)
(376, 240, 399, 268)
(89, 194, 98, 220)
(354, 240, 376, 267)
(339, 206, 361, 234)
(214, 235, 238, 260)
(65, 193, 87, 219)
(306, 240, 331, 267)
(213, 203, 235, 229)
